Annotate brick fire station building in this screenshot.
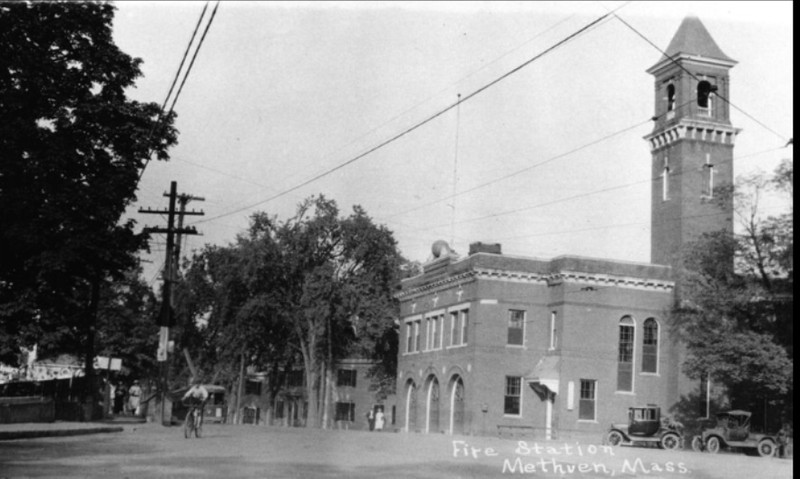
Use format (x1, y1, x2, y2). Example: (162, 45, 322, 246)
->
(395, 15, 738, 439)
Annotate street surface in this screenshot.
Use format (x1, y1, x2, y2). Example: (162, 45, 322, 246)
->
(0, 423, 793, 478)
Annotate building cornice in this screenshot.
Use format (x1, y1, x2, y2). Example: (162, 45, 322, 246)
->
(644, 119, 740, 151)
(395, 271, 477, 300)
(397, 266, 674, 301)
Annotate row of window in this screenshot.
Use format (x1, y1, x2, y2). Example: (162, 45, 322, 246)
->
(503, 377, 598, 421)
(405, 308, 469, 353)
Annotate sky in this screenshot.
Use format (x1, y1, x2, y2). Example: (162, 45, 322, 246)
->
(110, 1, 794, 287)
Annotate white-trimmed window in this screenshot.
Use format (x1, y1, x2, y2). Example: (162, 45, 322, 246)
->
(461, 309, 469, 345)
(414, 320, 421, 352)
(406, 321, 413, 353)
(447, 306, 469, 347)
(579, 379, 596, 421)
(662, 155, 670, 201)
(507, 309, 525, 346)
(617, 316, 635, 392)
(504, 376, 522, 416)
(549, 311, 557, 350)
(450, 311, 460, 346)
(405, 316, 421, 353)
(702, 153, 715, 198)
(642, 318, 659, 374)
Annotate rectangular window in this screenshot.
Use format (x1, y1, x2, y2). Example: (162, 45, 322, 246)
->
(450, 311, 460, 346)
(414, 321, 421, 352)
(334, 402, 355, 422)
(406, 321, 413, 353)
(286, 370, 304, 387)
(617, 321, 634, 392)
(703, 153, 715, 198)
(507, 309, 525, 346)
(274, 401, 285, 419)
(549, 311, 557, 349)
(642, 320, 658, 374)
(579, 379, 596, 420)
(504, 376, 522, 415)
(461, 310, 469, 345)
(432, 315, 440, 350)
(426, 317, 432, 350)
(245, 380, 262, 396)
(336, 369, 357, 387)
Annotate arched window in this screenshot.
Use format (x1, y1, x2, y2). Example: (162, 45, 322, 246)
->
(617, 316, 634, 392)
(642, 318, 659, 373)
(667, 84, 676, 111)
(697, 80, 714, 113)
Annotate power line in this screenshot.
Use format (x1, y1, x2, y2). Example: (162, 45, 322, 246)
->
(167, 1, 220, 114)
(138, 2, 212, 182)
(417, 145, 785, 234)
(192, 6, 626, 227)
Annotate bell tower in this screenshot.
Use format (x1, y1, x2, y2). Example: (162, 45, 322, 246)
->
(645, 16, 740, 266)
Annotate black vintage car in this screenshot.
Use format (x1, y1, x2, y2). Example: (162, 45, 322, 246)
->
(605, 405, 684, 450)
(691, 410, 777, 457)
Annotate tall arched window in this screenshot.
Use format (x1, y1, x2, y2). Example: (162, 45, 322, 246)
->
(667, 84, 676, 111)
(642, 318, 659, 373)
(697, 80, 714, 114)
(617, 316, 635, 392)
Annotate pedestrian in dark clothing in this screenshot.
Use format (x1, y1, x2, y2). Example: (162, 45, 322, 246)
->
(113, 383, 126, 415)
(366, 409, 375, 431)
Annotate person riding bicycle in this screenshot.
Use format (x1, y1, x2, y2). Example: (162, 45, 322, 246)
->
(182, 379, 209, 427)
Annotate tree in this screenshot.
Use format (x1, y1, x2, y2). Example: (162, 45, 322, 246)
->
(0, 2, 177, 409)
(672, 159, 793, 429)
(177, 196, 404, 427)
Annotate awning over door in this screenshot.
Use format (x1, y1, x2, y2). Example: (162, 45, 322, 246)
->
(526, 356, 560, 398)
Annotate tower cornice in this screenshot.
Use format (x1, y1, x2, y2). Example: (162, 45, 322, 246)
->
(644, 119, 741, 152)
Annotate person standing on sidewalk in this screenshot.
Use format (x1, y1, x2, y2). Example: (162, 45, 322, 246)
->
(128, 380, 142, 416)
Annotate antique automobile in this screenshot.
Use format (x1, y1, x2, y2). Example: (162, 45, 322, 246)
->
(605, 405, 684, 450)
(691, 410, 777, 457)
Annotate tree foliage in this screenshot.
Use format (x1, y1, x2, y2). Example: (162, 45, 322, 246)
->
(672, 160, 793, 425)
(179, 196, 405, 427)
(0, 1, 177, 390)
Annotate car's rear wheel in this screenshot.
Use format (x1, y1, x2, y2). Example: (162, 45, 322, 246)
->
(606, 430, 624, 446)
(660, 433, 681, 450)
(706, 436, 721, 454)
(757, 439, 775, 457)
(691, 436, 704, 452)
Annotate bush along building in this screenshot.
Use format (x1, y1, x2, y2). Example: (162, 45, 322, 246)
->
(395, 15, 738, 440)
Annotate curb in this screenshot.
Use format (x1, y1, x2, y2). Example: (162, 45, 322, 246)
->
(0, 426, 124, 441)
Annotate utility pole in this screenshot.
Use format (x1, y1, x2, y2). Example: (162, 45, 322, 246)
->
(139, 181, 203, 426)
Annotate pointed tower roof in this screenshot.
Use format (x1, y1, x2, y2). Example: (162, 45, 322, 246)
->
(648, 15, 736, 73)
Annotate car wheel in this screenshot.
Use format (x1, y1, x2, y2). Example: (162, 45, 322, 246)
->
(661, 433, 681, 450)
(691, 436, 703, 452)
(757, 439, 775, 457)
(706, 436, 721, 454)
(606, 430, 624, 446)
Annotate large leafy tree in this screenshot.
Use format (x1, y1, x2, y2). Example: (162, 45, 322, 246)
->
(178, 196, 404, 427)
(0, 2, 177, 407)
(672, 159, 793, 429)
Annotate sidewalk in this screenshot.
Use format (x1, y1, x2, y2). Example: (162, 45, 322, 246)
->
(0, 416, 143, 441)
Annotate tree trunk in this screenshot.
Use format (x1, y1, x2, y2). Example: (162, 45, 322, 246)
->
(235, 349, 245, 424)
(83, 277, 100, 420)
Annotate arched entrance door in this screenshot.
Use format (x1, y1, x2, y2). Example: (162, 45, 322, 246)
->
(426, 376, 440, 434)
(404, 380, 417, 433)
(450, 376, 465, 435)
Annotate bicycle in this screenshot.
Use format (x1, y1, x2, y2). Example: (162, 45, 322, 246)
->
(183, 398, 204, 438)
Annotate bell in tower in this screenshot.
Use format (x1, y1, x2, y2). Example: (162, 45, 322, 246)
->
(644, 15, 740, 267)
